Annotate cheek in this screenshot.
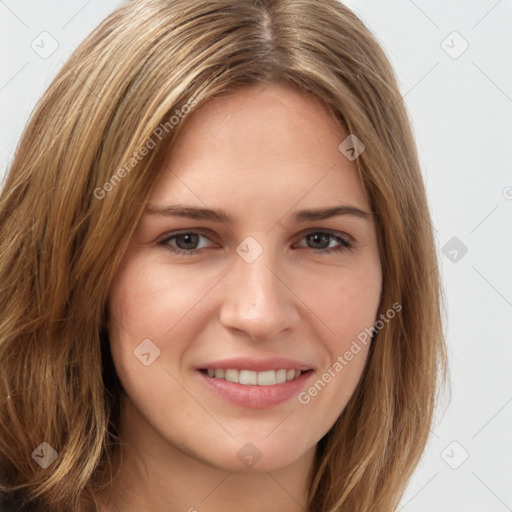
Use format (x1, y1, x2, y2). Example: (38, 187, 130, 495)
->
(300, 259, 382, 345)
(107, 255, 181, 374)
(296, 259, 381, 392)
(107, 252, 229, 383)
(294, 266, 381, 430)
(109, 254, 206, 339)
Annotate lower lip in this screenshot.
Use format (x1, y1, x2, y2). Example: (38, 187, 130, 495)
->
(197, 370, 314, 409)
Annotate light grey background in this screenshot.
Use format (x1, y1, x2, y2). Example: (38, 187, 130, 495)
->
(1, 1, 511, 510)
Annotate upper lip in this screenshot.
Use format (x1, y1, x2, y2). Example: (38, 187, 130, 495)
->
(198, 356, 314, 372)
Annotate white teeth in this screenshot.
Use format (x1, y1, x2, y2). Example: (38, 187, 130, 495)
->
(205, 368, 304, 385)
(239, 370, 257, 385)
(257, 370, 276, 386)
(224, 369, 238, 383)
(276, 369, 287, 384)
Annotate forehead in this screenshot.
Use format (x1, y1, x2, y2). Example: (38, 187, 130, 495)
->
(150, 82, 370, 215)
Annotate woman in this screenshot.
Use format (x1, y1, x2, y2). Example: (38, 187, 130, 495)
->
(0, 1, 446, 511)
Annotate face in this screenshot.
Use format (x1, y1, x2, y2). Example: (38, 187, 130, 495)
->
(108, 81, 382, 474)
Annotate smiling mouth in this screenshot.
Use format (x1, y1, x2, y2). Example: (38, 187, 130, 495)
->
(199, 368, 312, 386)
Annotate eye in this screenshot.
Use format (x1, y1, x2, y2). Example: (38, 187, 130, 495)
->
(157, 231, 214, 255)
(295, 230, 354, 254)
(157, 229, 354, 256)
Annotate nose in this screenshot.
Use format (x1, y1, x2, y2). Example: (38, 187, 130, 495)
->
(219, 247, 300, 341)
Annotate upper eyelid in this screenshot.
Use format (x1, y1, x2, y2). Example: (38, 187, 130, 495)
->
(157, 229, 213, 242)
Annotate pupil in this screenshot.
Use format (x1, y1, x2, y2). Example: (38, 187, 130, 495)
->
(309, 233, 329, 249)
(177, 233, 198, 249)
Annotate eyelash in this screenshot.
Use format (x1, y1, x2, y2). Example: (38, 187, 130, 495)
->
(157, 230, 355, 256)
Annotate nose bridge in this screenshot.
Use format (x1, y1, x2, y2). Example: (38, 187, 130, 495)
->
(236, 252, 279, 308)
(219, 239, 298, 340)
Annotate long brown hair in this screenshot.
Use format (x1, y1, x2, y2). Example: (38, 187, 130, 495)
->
(0, 1, 446, 510)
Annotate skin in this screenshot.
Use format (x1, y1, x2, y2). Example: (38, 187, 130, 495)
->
(100, 81, 382, 512)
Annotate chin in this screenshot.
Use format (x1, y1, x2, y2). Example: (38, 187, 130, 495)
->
(193, 431, 316, 473)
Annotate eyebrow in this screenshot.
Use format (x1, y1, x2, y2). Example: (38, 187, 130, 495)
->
(144, 204, 373, 223)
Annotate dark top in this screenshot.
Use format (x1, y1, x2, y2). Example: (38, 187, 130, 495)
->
(0, 492, 40, 511)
